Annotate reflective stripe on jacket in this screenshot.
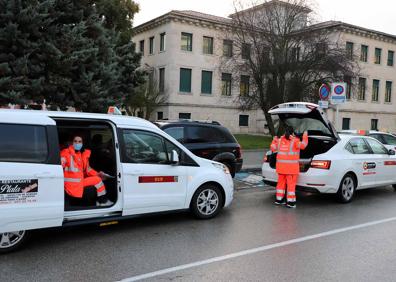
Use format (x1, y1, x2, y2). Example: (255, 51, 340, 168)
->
(269, 132, 308, 175)
(61, 145, 98, 197)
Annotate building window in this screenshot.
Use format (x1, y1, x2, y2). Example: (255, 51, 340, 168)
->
(385, 81, 392, 103)
(344, 75, 352, 100)
(360, 45, 368, 62)
(157, 112, 163, 120)
(242, 43, 251, 60)
(291, 47, 300, 61)
(346, 42, 354, 59)
(149, 36, 154, 54)
(375, 48, 382, 64)
(160, 32, 166, 52)
(221, 73, 232, 96)
(372, 79, 379, 102)
(179, 113, 191, 120)
(358, 77, 366, 101)
(179, 68, 192, 93)
(223, 40, 233, 57)
(342, 118, 351, 130)
(388, 50, 394, 66)
(240, 75, 250, 96)
(203, 36, 213, 55)
(371, 119, 378, 131)
(139, 40, 144, 55)
(181, 32, 193, 51)
(239, 115, 249, 126)
(315, 42, 327, 57)
(159, 68, 165, 93)
(201, 71, 213, 94)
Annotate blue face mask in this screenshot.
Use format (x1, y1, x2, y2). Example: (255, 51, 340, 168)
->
(73, 143, 83, 151)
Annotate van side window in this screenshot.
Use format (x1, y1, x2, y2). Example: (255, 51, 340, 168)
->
(122, 130, 168, 164)
(0, 124, 48, 163)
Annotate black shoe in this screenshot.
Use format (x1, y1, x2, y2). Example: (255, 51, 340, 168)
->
(274, 199, 285, 205)
(286, 202, 296, 208)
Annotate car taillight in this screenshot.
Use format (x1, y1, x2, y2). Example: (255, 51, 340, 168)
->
(236, 144, 242, 159)
(311, 160, 331, 170)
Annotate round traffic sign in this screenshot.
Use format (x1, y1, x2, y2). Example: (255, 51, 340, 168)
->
(334, 85, 344, 95)
(319, 84, 330, 100)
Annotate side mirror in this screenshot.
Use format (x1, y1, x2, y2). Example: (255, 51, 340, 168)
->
(170, 150, 179, 165)
(389, 149, 395, 156)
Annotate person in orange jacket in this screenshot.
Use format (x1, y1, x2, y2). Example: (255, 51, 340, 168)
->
(61, 135, 113, 207)
(270, 126, 308, 208)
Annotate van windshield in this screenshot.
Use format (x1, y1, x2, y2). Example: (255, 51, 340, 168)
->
(283, 117, 332, 136)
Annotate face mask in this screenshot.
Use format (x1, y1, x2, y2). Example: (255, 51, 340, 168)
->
(73, 143, 83, 151)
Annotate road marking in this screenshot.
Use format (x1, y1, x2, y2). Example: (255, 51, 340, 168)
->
(118, 216, 396, 282)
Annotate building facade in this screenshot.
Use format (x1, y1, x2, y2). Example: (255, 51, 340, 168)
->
(133, 7, 396, 134)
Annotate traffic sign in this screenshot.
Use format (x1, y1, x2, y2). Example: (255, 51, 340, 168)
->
(330, 82, 346, 105)
(319, 84, 330, 100)
(318, 100, 329, 108)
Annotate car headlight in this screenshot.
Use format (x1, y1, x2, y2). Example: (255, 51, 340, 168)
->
(212, 163, 230, 174)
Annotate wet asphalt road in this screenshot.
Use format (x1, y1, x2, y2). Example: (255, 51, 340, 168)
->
(2, 172, 396, 282)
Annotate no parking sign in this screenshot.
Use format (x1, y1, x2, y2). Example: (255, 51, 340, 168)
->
(330, 82, 346, 105)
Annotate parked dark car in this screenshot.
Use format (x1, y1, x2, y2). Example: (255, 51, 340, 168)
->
(155, 120, 243, 177)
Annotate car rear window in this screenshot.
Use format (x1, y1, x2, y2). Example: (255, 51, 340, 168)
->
(186, 126, 226, 143)
(0, 124, 48, 163)
(382, 134, 396, 145)
(163, 127, 184, 142)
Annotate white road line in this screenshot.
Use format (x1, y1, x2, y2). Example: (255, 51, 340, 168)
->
(118, 216, 396, 282)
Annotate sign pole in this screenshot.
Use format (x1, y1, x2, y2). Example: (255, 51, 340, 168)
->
(335, 104, 339, 131)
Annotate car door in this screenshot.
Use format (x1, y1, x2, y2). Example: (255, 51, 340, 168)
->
(120, 128, 188, 216)
(348, 138, 377, 188)
(0, 116, 64, 233)
(365, 138, 395, 185)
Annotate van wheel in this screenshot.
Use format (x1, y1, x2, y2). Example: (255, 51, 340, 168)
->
(337, 174, 356, 203)
(191, 184, 223, 219)
(0, 230, 29, 254)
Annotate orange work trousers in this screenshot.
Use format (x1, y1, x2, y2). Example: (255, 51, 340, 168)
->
(276, 174, 297, 203)
(82, 176, 106, 197)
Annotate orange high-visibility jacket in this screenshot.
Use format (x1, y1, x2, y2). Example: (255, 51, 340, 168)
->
(61, 145, 98, 197)
(270, 132, 308, 175)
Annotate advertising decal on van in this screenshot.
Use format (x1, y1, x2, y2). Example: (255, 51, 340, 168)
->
(0, 179, 39, 204)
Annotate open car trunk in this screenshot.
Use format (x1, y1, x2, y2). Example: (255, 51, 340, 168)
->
(268, 102, 339, 172)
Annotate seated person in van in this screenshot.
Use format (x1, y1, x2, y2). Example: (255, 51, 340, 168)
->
(61, 135, 113, 207)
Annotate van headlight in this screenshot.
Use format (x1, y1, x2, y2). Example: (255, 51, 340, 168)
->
(212, 163, 230, 174)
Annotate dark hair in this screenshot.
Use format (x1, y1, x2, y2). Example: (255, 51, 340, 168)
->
(284, 126, 294, 140)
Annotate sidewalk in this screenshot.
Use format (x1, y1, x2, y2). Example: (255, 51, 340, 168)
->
(241, 149, 267, 171)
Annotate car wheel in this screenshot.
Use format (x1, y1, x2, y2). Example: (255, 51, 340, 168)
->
(393, 184, 396, 190)
(191, 184, 223, 219)
(0, 230, 29, 254)
(336, 174, 356, 203)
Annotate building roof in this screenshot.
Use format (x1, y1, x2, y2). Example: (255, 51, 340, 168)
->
(306, 21, 396, 42)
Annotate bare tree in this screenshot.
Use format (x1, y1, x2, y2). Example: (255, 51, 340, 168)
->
(126, 69, 167, 120)
(225, 0, 360, 135)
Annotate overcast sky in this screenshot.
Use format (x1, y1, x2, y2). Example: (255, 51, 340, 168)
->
(134, 0, 396, 35)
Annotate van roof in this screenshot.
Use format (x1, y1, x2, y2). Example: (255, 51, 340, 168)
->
(0, 109, 157, 130)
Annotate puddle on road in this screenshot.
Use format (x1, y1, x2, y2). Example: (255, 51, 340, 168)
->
(235, 172, 265, 187)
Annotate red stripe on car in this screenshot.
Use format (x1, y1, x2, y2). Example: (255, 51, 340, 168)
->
(138, 176, 178, 183)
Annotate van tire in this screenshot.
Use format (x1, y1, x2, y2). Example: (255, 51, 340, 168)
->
(223, 162, 236, 178)
(0, 230, 29, 254)
(336, 174, 356, 203)
(191, 184, 223, 219)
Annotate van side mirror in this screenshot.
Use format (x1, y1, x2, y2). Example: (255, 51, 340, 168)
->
(389, 149, 395, 156)
(170, 150, 179, 165)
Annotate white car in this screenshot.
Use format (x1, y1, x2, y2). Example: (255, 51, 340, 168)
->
(262, 102, 396, 203)
(339, 130, 396, 151)
(0, 110, 233, 253)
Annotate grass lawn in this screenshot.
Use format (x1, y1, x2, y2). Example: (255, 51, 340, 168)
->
(234, 134, 273, 150)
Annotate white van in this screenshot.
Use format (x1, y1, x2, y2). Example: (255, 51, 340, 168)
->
(0, 110, 233, 253)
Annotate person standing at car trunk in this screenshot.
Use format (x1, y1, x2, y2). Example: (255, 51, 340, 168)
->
(270, 126, 308, 208)
(61, 135, 113, 207)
